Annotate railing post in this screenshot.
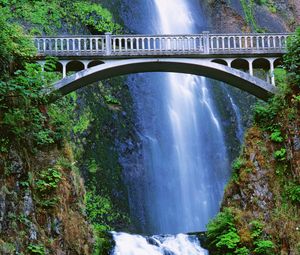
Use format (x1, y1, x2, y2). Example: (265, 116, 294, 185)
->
(105, 32, 112, 55)
(203, 31, 210, 54)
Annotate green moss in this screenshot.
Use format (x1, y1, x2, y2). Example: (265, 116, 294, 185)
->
(240, 0, 261, 32)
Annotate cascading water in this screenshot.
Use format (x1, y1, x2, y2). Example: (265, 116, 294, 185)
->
(113, 0, 237, 253)
(223, 86, 245, 143)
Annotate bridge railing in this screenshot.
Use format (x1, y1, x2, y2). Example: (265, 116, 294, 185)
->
(110, 34, 205, 54)
(34, 32, 291, 57)
(209, 33, 290, 53)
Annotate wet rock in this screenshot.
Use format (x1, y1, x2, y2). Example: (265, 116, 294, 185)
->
(293, 134, 300, 151)
(147, 237, 161, 247)
(23, 191, 33, 216)
(29, 223, 38, 240)
(163, 249, 175, 255)
(0, 188, 7, 232)
(233, 194, 241, 201)
(53, 217, 62, 235)
(250, 153, 256, 162)
(8, 150, 23, 174)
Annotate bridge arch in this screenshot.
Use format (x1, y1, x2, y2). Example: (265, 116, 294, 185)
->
(66, 60, 85, 74)
(231, 58, 250, 72)
(49, 58, 277, 101)
(211, 59, 228, 66)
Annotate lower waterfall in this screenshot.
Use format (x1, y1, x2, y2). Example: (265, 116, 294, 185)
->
(112, 232, 208, 255)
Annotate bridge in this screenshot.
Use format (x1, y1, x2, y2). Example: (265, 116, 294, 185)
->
(34, 32, 291, 100)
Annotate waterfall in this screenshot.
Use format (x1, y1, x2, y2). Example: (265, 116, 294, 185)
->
(114, 0, 234, 252)
(128, 0, 230, 234)
(222, 86, 245, 143)
(112, 232, 207, 255)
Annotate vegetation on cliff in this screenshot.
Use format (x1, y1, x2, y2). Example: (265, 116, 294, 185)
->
(0, 1, 127, 254)
(205, 28, 300, 255)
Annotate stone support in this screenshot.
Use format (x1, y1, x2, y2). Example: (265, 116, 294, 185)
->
(59, 60, 70, 78)
(105, 32, 112, 55)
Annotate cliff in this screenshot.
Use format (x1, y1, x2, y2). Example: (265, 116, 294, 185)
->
(205, 29, 300, 255)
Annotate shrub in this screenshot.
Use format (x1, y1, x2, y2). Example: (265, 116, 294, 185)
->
(274, 147, 287, 161)
(27, 244, 46, 255)
(232, 158, 246, 171)
(206, 208, 241, 253)
(270, 129, 284, 143)
(35, 168, 62, 193)
(284, 182, 300, 203)
(284, 27, 300, 87)
(254, 240, 275, 254)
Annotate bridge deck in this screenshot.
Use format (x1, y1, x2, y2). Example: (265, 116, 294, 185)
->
(34, 32, 290, 58)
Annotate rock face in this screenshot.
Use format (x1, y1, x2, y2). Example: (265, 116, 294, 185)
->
(202, 0, 299, 32)
(0, 145, 93, 255)
(221, 90, 300, 254)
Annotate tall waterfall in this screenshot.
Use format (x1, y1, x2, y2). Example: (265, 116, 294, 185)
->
(112, 0, 237, 253)
(115, 0, 236, 241)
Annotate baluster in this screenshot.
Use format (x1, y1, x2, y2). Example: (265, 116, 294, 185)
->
(130, 38, 133, 51)
(94, 38, 98, 51)
(243, 37, 247, 49)
(142, 38, 145, 50)
(83, 39, 86, 51)
(54, 39, 57, 52)
(112, 38, 116, 51)
(221, 37, 225, 50)
(159, 38, 163, 51)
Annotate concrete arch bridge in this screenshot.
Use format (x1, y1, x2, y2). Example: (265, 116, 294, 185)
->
(34, 32, 291, 100)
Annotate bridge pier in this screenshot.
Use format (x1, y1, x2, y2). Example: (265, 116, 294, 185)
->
(248, 58, 255, 77)
(60, 60, 69, 78)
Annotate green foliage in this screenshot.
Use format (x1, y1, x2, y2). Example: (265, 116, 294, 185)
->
(284, 27, 300, 87)
(104, 94, 121, 105)
(73, 1, 122, 33)
(235, 247, 250, 255)
(85, 188, 128, 231)
(284, 182, 300, 203)
(0, 6, 36, 74)
(217, 231, 241, 249)
(88, 159, 98, 174)
(240, 0, 263, 32)
(206, 208, 241, 252)
(73, 110, 92, 135)
(270, 129, 284, 143)
(0, 242, 15, 254)
(253, 93, 286, 130)
(0, 62, 59, 146)
(35, 168, 62, 193)
(0, 0, 121, 35)
(27, 244, 46, 255)
(253, 240, 275, 254)
(231, 158, 246, 183)
(232, 158, 246, 171)
(274, 147, 287, 161)
(250, 220, 263, 238)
